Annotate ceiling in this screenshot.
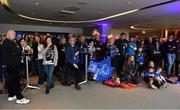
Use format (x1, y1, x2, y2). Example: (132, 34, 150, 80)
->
(0, 0, 180, 32)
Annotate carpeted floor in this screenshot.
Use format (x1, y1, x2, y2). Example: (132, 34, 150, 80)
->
(0, 80, 180, 109)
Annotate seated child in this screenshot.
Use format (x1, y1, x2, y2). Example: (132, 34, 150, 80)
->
(104, 71, 120, 87)
(144, 66, 157, 89)
(154, 66, 167, 89)
(120, 56, 140, 89)
(144, 65, 167, 89)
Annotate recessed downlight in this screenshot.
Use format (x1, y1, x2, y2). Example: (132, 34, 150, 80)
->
(34, 2, 39, 5)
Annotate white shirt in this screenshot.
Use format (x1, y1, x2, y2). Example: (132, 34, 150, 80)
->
(38, 44, 44, 60)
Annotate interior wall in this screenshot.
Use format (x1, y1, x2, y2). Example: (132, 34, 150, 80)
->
(129, 30, 163, 39)
(0, 24, 83, 35)
(110, 29, 129, 36)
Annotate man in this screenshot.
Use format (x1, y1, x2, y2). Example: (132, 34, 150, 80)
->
(93, 33, 106, 61)
(115, 32, 128, 76)
(166, 34, 176, 78)
(1, 30, 30, 104)
(65, 36, 81, 90)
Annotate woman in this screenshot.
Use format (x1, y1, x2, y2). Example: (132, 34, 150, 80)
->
(43, 36, 58, 94)
(32, 35, 45, 86)
(57, 37, 66, 72)
(18, 38, 33, 80)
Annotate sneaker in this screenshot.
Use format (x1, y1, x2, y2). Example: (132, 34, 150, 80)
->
(8, 96, 17, 101)
(75, 85, 81, 90)
(16, 98, 30, 104)
(150, 84, 158, 90)
(115, 78, 120, 83)
(159, 84, 167, 89)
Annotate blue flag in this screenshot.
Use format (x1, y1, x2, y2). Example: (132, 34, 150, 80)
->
(88, 57, 113, 81)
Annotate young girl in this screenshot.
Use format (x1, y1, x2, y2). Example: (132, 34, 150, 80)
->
(43, 36, 58, 94)
(87, 39, 96, 61)
(65, 36, 81, 90)
(120, 56, 140, 89)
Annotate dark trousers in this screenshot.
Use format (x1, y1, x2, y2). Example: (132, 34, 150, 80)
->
(153, 54, 162, 68)
(116, 55, 126, 77)
(175, 60, 180, 76)
(67, 64, 81, 85)
(5, 66, 24, 99)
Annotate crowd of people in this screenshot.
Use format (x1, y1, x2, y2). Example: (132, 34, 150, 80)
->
(0, 29, 180, 104)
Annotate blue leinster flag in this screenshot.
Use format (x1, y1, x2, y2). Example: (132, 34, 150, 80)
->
(88, 57, 113, 81)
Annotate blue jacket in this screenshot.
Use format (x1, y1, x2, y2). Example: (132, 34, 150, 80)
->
(127, 42, 137, 56)
(136, 52, 145, 64)
(144, 72, 155, 78)
(65, 44, 79, 64)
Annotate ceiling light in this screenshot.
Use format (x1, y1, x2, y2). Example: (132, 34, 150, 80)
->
(34, 2, 39, 5)
(98, 11, 102, 14)
(130, 26, 134, 29)
(127, 2, 131, 4)
(60, 10, 76, 14)
(142, 31, 146, 34)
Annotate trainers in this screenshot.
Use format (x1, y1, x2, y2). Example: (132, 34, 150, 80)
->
(115, 78, 120, 83)
(150, 84, 158, 90)
(8, 96, 17, 101)
(16, 98, 30, 104)
(75, 85, 81, 90)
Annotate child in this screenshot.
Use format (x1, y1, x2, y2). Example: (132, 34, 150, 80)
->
(120, 56, 140, 89)
(104, 71, 120, 87)
(136, 47, 145, 76)
(87, 39, 96, 61)
(144, 66, 157, 89)
(154, 66, 167, 89)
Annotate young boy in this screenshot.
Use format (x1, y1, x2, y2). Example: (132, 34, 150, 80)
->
(144, 66, 157, 89)
(154, 67, 167, 89)
(136, 47, 145, 76)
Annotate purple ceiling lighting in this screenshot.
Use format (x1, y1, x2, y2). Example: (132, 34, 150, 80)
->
(100, 23, 110, 43)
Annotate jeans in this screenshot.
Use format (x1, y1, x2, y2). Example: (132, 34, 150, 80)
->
(167, 53, 176, 76)
(35, 59, 45, 85)
(44, 65, 54, 88)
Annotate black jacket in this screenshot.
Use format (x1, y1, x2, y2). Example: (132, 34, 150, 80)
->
(1, 38, 21, 66)
(32, 42, 38, 61)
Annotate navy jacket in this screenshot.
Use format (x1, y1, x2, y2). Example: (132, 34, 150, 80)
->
(65, 44, 79, 64)
(1, 38, 22, 66)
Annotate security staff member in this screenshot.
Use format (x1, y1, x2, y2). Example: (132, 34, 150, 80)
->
(1, 30, 30, 104)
